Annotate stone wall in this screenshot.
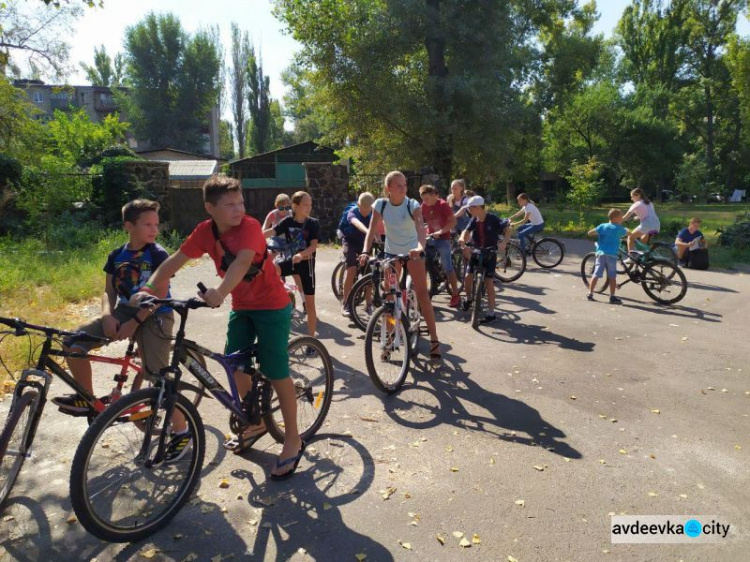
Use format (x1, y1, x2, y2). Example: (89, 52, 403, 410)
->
(303, 162, 350, 241)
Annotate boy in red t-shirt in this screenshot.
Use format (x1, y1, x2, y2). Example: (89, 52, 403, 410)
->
(136, 175, 305, 479)
(419, 184, 460, 307)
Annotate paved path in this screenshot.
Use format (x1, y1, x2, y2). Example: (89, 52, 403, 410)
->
(1, 240, 748, 561)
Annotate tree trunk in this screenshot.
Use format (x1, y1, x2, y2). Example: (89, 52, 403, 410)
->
(506, 180, 515, 206)
(425, 0, 452, 181)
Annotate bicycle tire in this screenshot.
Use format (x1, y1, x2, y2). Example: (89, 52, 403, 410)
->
(0, 390, 39, 509)
(471, 272, 485, 329)
(532, 237, 564, 268)
(580, 252, 609, 293)
(265, 336, 334, 443)
(364, 306, 412, 394)
(404, 277, 421, 352)
(331, 261, 346, 302)
(348, 274, 377, 332)
(495, 242, 526, 283)
(452, 251, 466, 293)
(649, 242, 678, 267)
(641, 260, 688, 305)
(70, 388, 205, 543)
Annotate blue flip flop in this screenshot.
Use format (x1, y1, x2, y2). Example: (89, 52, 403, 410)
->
(269, 441, 307, 480)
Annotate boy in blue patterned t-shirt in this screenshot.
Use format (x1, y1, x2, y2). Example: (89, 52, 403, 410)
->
(52, 200, 177, 425)
(586, 208, 628, 304)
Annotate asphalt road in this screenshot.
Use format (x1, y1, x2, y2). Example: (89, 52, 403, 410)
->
(0, 241, 748, 561)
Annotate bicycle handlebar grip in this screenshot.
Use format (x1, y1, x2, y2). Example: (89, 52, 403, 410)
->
(197, 282, 208, 294)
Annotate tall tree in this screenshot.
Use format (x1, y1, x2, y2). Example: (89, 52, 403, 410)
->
(247, 48, 272, 155)
(80, 45, 123, 87)
(230, 23, 250, 158)
(0, 0, 82, 79)
(123, 13, 221, 153)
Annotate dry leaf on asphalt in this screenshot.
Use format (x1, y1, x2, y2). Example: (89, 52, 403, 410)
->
(140, 549, 158, 559)
(380, 487, 397, 500)
(508, 556, 519, 562)
(398, 540, 412, 550)
(453, 531, 464, 538)
(323, 503, 332, 511)
(219, 478, 229, 489)
(650, 409, 660, 414)
(619, 449, 628, 455)
(515, 499, 525, 507)
(436, 534, 446, 545)
(450, 467, 460, 472)
(533, 465, 545, 472)
(66, 515, 77, 524)
(356, 554, 367, 561)
(648, 492, 658, 497)
(472, 533, 481, 544)
(459, 537, 471, 548)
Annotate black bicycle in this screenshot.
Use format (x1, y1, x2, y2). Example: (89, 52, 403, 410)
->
(68, 285, 334, 542)
(0, 317, 206, 510)
(513, 231, 565, 269)
(581, 247, 688, 304)
(346, 256, 409, 332)
(462, 246, 499, 328)
(494, 239, 527, 283)
(425, 236, 465, 298)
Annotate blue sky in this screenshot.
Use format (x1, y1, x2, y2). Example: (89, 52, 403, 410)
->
(68, 0, 749, 110)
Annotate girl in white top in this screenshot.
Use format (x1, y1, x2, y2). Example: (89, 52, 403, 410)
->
(447, 179, 471, 233)
(360, 171, 441, 363)
(623, 188, 660, 252)
(509, 193, 545, 253)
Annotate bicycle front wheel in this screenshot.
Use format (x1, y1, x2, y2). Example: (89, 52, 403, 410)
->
(265, 336, 334, 443)
(641, 260, 688, 304)
(348, 274, 377, 331)
(0, 390, 39, 509)
(70, 388, 205, 543)
(532, 238, 564, 268)
(331, 260, 346, 302)
(495, 243, 526, 283)
(364, 306, 411, 393)
(471, 273, 486, 329)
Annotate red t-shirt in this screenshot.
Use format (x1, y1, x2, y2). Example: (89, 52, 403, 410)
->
(180, 216, 290, 311)
(421, 198, 453, 240)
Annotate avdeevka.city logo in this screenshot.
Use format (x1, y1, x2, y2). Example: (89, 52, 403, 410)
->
(610, 515, 731, 544)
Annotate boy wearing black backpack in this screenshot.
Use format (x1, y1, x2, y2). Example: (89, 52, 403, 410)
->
(340, 192, 374, 316)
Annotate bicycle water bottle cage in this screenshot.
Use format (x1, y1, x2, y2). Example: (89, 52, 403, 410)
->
(211, 221, 267, 282)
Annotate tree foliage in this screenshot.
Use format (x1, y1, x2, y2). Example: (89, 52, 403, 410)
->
(122, 13, 221, 154)
(80, 45, 123, 87)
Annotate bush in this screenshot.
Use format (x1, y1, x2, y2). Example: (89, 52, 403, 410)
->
(0, 154, 22, 187)
(718, 216, 750, 248)
(91, 155, 147, 225)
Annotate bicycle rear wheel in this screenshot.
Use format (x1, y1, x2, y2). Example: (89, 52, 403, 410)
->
(495, 243, 526, 283)
(331, 260, 346, 302)
(0, 390, 39, 509)
(364, 306, 411, 393)
(265, 336, 334, 443)
(532, 237, 564, 268)
(580, 253, 609, 293)
(70, 388, 205, 543)
(641, 260, 688, 304)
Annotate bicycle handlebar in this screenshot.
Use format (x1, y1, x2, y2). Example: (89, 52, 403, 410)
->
(139, 283, 211, 311)
(0, 316, 109, 343)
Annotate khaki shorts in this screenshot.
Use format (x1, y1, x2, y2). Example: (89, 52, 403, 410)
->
(66, 305, 174, 379)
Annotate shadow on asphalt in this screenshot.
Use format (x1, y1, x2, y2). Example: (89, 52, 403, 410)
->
(480, 319, 596, 352)
(381, 347, 583, 461)
(232, 434, 392, 561)
(617, 298, 723, 322)
(683, 280, 739, 294)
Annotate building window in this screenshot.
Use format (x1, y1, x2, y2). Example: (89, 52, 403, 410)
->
(33, 91, 44, 103)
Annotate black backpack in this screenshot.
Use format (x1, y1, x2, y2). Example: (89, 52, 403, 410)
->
(687, 248, 709, 270)
(211, 221, 267, 282)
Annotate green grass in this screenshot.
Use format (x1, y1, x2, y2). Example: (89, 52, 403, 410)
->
(489, 202, 750, 268)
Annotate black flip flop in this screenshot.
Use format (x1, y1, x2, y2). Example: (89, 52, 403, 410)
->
(223, 428, 267, 455)
(269, 441, 307, 480)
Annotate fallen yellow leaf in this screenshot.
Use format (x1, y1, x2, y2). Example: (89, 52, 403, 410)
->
(490, 457, 496, 465)
(219, 478, 229, 489)
(323, 503, 332, 511)
(140, 549, 158, 559)
(619, 449, 628, 455)
(356, 554, 367, 561)
(380, 487, 397, 500)
(570, 395, 576, 400)
(650, 409, 660, 414)
(459, 537, 471, 548)
(436, 534, 446, 545)
(508, 557, 519, 562)
(515, 499, 525, 507)
(450, 467, 460, 472)
(648, 491, 658, 497)
(533, 465, 545, 472)
(398, 540, 412, 550)
(472, 533, 481, 544)
(453, 531, 464, 538)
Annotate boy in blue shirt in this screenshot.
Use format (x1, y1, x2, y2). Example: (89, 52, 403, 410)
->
(675, 217, 707, 267)
(587, 208, 628, 304)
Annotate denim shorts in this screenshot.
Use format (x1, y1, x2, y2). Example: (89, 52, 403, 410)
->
(593, 254, 618, 278)
(427, 239, 454, 274)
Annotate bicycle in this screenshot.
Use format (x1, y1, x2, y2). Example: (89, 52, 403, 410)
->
(623, 220, 678, 267)
(494, 239, 527, 283)
(331, 239, 383, 302)
(462, 246, 499, 328)
(513, 231, 565, 269)
(424, 235, 465, 298)
(580, 246, 688, 305)
(0, 317, 206, 510)
(363, 254, 425, 393)
(346, 255, 409, 332)
(68, 284, 334, 542)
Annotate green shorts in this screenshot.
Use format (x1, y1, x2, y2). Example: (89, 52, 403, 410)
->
(225, 304, 292, 380)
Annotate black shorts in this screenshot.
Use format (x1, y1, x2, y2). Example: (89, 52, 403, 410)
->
(277, 257, 316, 296)
(342, 238, 364, 267)
(467, 251, 497, 279)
